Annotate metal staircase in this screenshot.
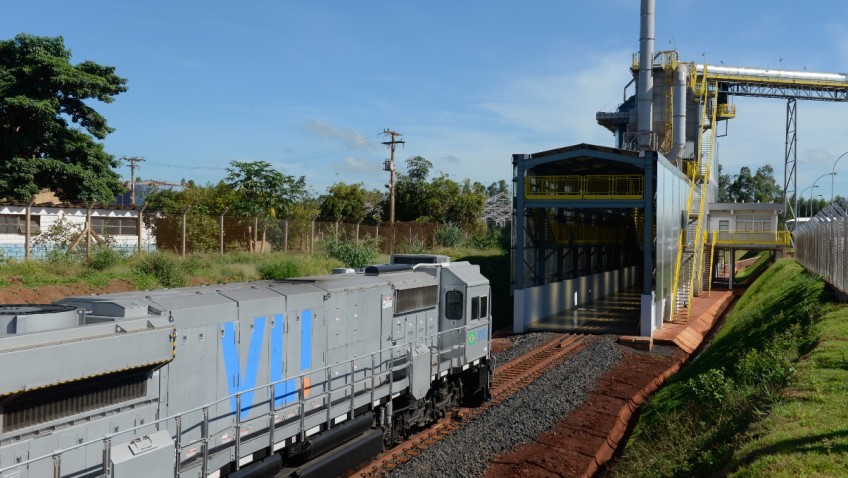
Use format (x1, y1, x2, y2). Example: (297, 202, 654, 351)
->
(672, 73, 719, 319)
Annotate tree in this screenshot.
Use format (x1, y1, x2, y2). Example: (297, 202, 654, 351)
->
(727, 166, 755, 202)
(0, 34, 127, 203)
(717, 165, 733, 202)
(319, 182, 384, 224)
(425, 174, 488, 228)
(486, 180, 509, 196)
(225, 161, 306, 218)
(751, 165, 782, 203)
(143, 182, 233, 253)
(721, 164, 783, 203)
(394, 156, 433, 221)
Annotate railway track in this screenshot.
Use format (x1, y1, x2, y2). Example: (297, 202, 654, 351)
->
(358, 333, 592, 477)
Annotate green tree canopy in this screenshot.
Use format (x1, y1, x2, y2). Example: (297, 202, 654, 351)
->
(224, 160, 307, 218)
(718, 164, 783, 203)
(319, 181, 384, 223)
(394, 156, 488, 229)
(0, 34, 127, 203)
(394, 156, 433, 221)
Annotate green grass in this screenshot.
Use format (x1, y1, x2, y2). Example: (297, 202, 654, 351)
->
(723, 305, 848, 477)
(610, 259, 837, 477)
(735, 251, 772, 284)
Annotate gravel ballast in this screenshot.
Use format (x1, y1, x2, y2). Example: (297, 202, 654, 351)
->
(491, 332, 557, 368)
(388, 335, 623, 478)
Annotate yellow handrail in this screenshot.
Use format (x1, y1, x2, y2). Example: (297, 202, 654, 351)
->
(710, 230, 791, 246)
(707, 240, 716, 296)
(686, 79, 719, 321)
(524, 175, 644, 200)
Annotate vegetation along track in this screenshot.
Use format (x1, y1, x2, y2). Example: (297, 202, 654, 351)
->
(359, 333, 591, 477)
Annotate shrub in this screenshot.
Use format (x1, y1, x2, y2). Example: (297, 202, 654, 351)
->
(87, 247, 122, 271)
(686, 368, 733, 403)
(324, 236, 378, 268)
(470, 225, 509, 251)
(134, 252, 187, 288)
(396, 235, 426, 254)
(258, 260, 301, 280)
(435, 222, 465, 248)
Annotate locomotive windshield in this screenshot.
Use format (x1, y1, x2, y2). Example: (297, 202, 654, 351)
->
(445, 290, 463, 320)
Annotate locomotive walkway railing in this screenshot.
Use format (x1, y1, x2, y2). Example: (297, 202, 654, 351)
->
(0, 323, 485, 478)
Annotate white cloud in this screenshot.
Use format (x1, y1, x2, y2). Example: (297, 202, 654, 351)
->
(477, 50, 632, 146)
(301, 119, 378, 149)
(338, 156, 377, 173)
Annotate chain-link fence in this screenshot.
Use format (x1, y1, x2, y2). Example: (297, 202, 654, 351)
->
(3, 206, 450, 260)
(793, 199, 848, 295)
(142, 214, 440, 256)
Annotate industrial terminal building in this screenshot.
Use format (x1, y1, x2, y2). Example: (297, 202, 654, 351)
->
(510, 0, 845, 337)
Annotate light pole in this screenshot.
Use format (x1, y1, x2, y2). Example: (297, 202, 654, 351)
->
(832, 152, 848, 202)
(808, 194, 823, 218)
(813, 172, 835, 206)
(799, 185, 818, 219)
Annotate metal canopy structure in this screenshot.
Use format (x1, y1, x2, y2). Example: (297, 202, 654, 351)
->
(512, 144, 653, 293)
(511, 143, 691, 336)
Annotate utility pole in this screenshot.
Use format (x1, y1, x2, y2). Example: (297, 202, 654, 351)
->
(121, 156, 145, 205)
(382, 129, 404, 224)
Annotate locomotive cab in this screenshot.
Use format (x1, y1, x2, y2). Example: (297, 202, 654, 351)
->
(435, 262, 491, 405)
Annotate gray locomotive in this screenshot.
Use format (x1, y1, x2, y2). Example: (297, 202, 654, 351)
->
(0, 255, 491, 478)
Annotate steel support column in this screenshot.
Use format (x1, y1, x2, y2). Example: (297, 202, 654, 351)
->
(784, 98, 798, 237)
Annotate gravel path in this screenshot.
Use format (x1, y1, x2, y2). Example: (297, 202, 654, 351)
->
(388, 335, 623, 478)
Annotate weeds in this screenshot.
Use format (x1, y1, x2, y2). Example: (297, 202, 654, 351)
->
(324, 236, 379, 268)
(133, 252, 187, 288)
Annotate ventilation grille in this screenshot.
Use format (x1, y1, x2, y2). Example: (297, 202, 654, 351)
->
(1, 369, 149, 433)
(395, 285, 438, 315)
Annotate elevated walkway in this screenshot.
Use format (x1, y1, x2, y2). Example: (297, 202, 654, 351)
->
(710, 230, 790, 250)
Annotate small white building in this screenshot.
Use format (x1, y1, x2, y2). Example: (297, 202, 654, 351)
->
(0, 202, 154, 259)
(707, 202, 784, 236)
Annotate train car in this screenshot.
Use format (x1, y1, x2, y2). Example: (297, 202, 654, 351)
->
(0, 256, 491, 478)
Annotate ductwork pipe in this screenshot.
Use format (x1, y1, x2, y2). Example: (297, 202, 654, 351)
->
(668, 63, 689, 162)
(637, 0, 655, 150)
(695, 64, 848, 83)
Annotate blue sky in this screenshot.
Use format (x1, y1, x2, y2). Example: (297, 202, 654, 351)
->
(4, 1, 848, 200)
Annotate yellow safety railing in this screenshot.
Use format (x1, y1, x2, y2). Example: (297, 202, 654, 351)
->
(717, 103, 736, 119)
(686, 79, 720, 321)
(707, 240, 716, 296)
(525, 175, 582, 199)
(711, 230, 791, 246)
(525, 175, 644, 200)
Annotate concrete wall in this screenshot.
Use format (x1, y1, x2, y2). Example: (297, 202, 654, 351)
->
(513, 266, 638, 332)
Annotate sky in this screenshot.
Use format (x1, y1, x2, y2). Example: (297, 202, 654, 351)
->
(4, 0, 848, 200)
